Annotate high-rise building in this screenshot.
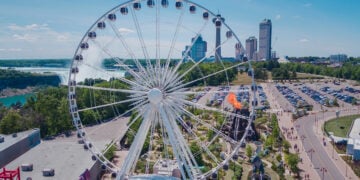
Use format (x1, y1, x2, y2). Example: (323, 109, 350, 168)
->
(245, 36, 257, 61)
(235, 43, 245, 61)
(182, 35, 207, 62)
(258, 19, 272, 60)
(271, 51, 277, 59)
(213, 14, 225, 62)
(190, 35, 207, 61)
(329, 54, 347, 63)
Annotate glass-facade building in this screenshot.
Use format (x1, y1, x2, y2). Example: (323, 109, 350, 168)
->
(259, 19, 272, 60)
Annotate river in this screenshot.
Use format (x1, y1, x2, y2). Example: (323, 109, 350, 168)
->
(0, 93, 34, 107)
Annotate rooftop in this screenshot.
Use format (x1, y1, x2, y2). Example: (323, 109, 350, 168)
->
(0, 128, 39, 152)
(349, 118, 360, 140)
(5, 117, 129, 179)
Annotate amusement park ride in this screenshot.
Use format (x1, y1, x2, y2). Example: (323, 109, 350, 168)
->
(67, 0, 258, 179)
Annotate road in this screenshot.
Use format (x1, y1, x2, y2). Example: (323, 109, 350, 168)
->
(295, 108, 359, 180)
(264, 82, 359, 179)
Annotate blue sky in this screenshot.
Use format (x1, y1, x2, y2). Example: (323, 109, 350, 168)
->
(0, 0, 359, 59)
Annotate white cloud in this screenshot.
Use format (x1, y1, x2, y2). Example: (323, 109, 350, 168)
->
(275, 14, 281, 20)
(0, 48, 22, 52)
(56, 34, 69, 42)
(8, 23, 49, 31)
(299, 38, 309, 43)
(304, 3, 312, 7)
(13, 34, 37, 42)
(118, 28, 134, 34)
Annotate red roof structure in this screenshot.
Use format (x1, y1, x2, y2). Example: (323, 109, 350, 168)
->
(0, 167, 20, 180)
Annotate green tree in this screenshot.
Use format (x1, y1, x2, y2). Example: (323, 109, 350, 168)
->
(285, 153, 300, 174)
(0, 110, 22, 134)
(246, 144, 253, 159)
(190, 142, 204, 166)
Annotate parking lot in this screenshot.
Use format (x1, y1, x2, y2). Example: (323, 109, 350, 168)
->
(270, 81, 359, 112)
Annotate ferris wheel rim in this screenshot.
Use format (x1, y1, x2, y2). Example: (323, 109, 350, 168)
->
(68, 0, 257, 179)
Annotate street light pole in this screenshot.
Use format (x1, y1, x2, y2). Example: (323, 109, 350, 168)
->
(300, 135, 306, 152)
(307, 148, 315, 162)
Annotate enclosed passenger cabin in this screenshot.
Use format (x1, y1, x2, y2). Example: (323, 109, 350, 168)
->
(71, 67, 79, 74)
(247, 69, 253, 77)
(161, 0, 169, 8)
(203, 12, 209, 20)
(147, 0, 155, 8)
(133, 2, 141, 10)
(223, 163, 229, 171)
(226, 31, 233, 38)
(75, 55, 83, 61)
(189, 5, 196, 14)
(88, 31, 97, 39)
(80, 42, 89, 50)
(97, 22, 106, 29)
(108, 13, 116, 21)
(212, 172, 218, 179)
(235, 43, 241, 50)
(120, 7, 128, 15)
(175, 1, 183, 9)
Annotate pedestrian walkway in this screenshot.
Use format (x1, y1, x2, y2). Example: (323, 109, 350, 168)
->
(262, 83, 320, 179)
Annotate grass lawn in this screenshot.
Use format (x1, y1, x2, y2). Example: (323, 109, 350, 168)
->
(232, 72, 253, 85)
(225, 169, 235, 179)
(324, 115, 360, 137)
(297, 72, 324, 79)
(255, 117, 268, 126)
(341, 155, 360, 178)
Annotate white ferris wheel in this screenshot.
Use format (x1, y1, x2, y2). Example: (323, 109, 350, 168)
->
(68, 0, 257, 179)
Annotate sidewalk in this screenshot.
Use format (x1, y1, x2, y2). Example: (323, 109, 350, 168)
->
(262, 83, 320, 179)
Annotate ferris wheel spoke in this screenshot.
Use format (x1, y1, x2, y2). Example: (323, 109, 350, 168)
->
(216, 56, 230, 87)
(162, 4, 186, 83)
(163, 20, 209, 88)
(159, 105, 199, 179)
(166, 103, 220, 165)
(175, 97, 250, 121)
(159, 117, 171, 167)
(117, 108, 154, 179)
(78, 96, 145, 112)
(165, 105, 200, 168)
(107, 20, 147, 74)
(90, 38, 152, 88)
(81, 62, 150, 91)
(129, 5, 155, 79)
(168, 61, 246, 93)
(155, 0, 160, 68)
(145, 112, 157, 174)
(166, 39, 231, 90)
(168, 89, 249, 96)
(170, 101, 237, 145)
(76, 85, 146, 94)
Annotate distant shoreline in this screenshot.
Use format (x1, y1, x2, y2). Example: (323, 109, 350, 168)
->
(0, 87, 35, 98)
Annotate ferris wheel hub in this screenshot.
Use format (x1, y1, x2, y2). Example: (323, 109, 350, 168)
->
(148, 88, 163, 105)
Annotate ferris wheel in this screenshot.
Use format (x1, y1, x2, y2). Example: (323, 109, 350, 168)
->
(68, 0, 257, 179)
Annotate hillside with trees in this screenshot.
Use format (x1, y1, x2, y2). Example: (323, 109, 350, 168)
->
(0, 69, 61, 90)
(0, 79, 130, 137)
(253, 58, 360, 81)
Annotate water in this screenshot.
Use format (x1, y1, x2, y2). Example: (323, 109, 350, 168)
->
(0, 67, 125, 85)
(0, 93, 34, 107)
